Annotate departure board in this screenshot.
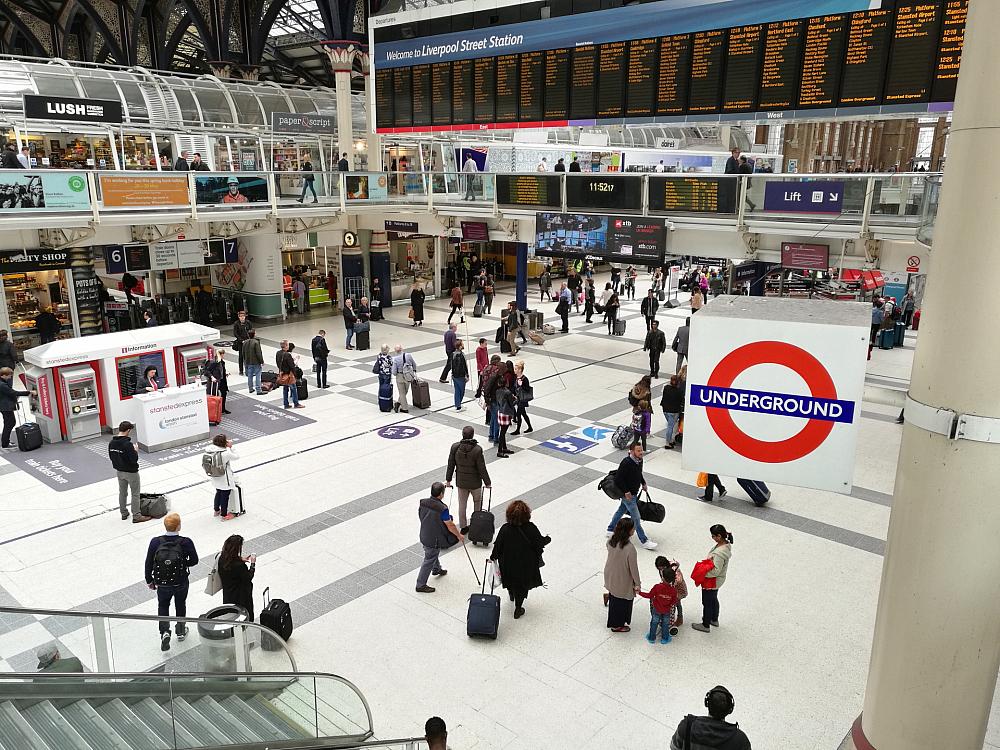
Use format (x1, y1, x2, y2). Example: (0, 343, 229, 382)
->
(626, 38, 658, 117)
(759, 20, 804, 110)
(597, 42, 627, 118)
(393, 67, 412, 127)
(566, 175, 643, 211)
(932, 0, 967, 102)
(799, 14, 848, 108)
(570, 45, 598, 120)
(840, 9, 892, 106)
(543, 49, 570, 120)
(452, 60, 473, 125)
(885, 4, 942, 104)
(723, 25, 763, 112)
(495, 174, 562, 207)
(688, 30, 726, 113)
(519, 50, 544, 121)
(473, 57, 496, 124)
(496, 54, 519, 123)
(648, 176, 722, 213)
(375, 70, 394, 129)
(431, 62, 451, 125)
(411, 64, 432, 127)
(657, 35, 692, 115)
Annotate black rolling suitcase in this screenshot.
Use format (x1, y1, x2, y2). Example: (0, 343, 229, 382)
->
(14, 403, 42, 452)
(295, 378, 308, 400)
(467, 560, 500, 640)
(473, 302, 484, 317)
(411, 378, 431, 409)
(370, 300, 383, 321)
(467, 488, 495, 546)
(260, 587, 293, 650)
(355, 329, 370, 351)
(737, 478, 771, 506)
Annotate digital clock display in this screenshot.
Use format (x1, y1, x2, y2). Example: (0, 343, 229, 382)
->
(565, 175, 642, 211)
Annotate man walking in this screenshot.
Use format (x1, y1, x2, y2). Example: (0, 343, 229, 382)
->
(505, 302, 527, 354)
(640, 289, 659, 332)
(392, 344, 417, 413)
(672, 318, 690, 374)
(311, 329, 329, 388)
(449, 340, 469, 411)
(607, 443, 657, 550)
(343, 298, 357, 350)
(109, 421, 151, 523)
(439, 324, 458, 383)
(463, 154, 478, 201)
(644, 320, 667, 378)
(242, 329, 264, 394)
(144, 513, 199, 651)
(232, 309, 251, 376)
(446, 425, 492, 532)
(416, 482, 462, 593)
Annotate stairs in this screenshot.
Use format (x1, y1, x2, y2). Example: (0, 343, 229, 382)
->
(0, 679, 316, 749)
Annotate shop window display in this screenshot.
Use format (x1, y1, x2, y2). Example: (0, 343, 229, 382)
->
(4, 270, 72, 356)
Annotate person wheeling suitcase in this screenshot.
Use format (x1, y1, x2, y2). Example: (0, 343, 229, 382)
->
(415, 482, 462, 594)
(445, 426, 492, 536)
(489, 500, 550, 619)
(1, 367, 37, 453)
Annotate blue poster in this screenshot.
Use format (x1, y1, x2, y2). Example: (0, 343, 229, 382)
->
(0, 172, 91, 211)
(374, 0, 874, 69)
(763, 181, 845, 214)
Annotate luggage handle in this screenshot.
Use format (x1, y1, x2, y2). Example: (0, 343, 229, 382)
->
(485, 486, 492, 513)
(462, 538, 481, 588)
(262, 586, 270, 607)
(482, 558, 496, 596)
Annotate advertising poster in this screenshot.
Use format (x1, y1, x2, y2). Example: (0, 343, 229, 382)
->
(100, 175, 189, 208)
(534, 212, 664, 264)
(195, 175, 268, 205)
(0, 173, 90, 211)
(345, 173, 389, 202)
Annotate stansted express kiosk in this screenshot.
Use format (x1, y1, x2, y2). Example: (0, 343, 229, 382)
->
(22, 322, 220, 451)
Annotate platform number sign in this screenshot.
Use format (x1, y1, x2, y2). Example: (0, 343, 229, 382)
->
(105, 245, 126, 275)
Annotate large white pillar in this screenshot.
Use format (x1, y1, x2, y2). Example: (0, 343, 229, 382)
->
(849, 1, 1000, 748)
(363, 53, 380, 172)
(326, 44, 356, 170)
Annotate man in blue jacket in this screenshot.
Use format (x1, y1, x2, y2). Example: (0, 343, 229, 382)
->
(145, 513, 199, 651)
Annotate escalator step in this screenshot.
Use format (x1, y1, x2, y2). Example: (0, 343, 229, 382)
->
(246, 695, 313, 739)
(0, 701, 51, 750)
(127, 698, 200, 748)
(219, 695, 296, 741)
(21, 700, 90, 750)
(168, 697, 229, 746)
(190, 696, 259, 745)
(91, 698, 169, 749)
(61, 700, 135, 750)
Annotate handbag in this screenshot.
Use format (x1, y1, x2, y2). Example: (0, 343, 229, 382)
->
(485, 285, 494, 294)
(696, 472, 708, 488)
(517, 383, 534, 404)
(205, 554, 223, 596)
(408, 307, 415, 319)
(517, 526, 545, 568)
(277, 372, 295, 386)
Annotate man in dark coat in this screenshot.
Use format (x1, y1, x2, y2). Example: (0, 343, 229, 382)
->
(643, 320, 667, 379)
(416, 482, 462, 593)
(607, 443, 656, 550)
(669, 686, 751, 750)
(311, 329, 329, 388)
(173, 150, 190, 171)
(232, 309, 251, 376)
(445, 425, 492, 531)
(640, 289, 659, 331)
(342, 298, 357, 350)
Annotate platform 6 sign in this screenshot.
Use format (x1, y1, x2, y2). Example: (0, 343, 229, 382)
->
(682, 299, 869, 493)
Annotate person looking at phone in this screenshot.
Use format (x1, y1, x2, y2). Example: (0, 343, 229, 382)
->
(219, 534, 256, 620)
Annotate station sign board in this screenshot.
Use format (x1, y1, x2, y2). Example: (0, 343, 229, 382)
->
(23, 94, 123, 124)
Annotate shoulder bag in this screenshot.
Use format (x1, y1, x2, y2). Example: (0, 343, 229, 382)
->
(277, 372, 295, 386)
(518, 526, 544, 568)
(205, 553, 223, 596)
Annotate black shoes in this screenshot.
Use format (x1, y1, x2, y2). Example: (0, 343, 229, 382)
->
(432, 569, 448, 577)
(393, 403, 399, 413)
(514, 607, 525, 619)
(160, 633, 171, 651)
(416, 585, 435, 593)
(719, 488, 728, 498)
(697, 495, 712, 502)
(222, 410, 232, 415)
(177, 625, 188, 641)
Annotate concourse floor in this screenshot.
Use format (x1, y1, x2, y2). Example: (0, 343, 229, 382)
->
(2, 275, 993, 749)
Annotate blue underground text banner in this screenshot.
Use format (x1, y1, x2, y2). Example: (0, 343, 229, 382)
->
(690, 385, 856, 424)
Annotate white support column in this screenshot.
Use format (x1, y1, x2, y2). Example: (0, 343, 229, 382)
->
(325, 44, 357, 171)
(362, 52, 380, 171)
(847, 2, 1000, 749)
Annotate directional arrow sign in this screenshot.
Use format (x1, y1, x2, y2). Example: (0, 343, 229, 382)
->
(763, 181, 844, 214)
(581, 426, 614, 441)
(541, 435, 598, 454)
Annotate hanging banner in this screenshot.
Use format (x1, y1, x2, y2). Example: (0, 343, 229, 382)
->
(0, 173, 91, 211)
(270, 112, 336, 134)
(23, 94, 123, 124)
(194, 175, 268, 205)
(99, 175, 190, 208)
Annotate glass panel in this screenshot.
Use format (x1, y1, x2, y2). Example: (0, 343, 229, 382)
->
(118, 133, 159, 169)
(257, 90, 289, 118)
(314, 674, 371, 740)
(79, 73, 123, 103)
(191, 85, 234, 125)
(231, 83, 264, 125)
(115, 79, 149, 123)
(0, 69, 34, 115)
(287, 90, 318, 115)
(163, 78, 202, 125)
(32, 71, 81, 98)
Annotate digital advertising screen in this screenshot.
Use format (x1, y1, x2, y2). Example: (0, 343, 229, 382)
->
(534, 212, 665, 264)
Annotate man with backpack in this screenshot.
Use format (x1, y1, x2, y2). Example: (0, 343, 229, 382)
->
(108, 421, 151, 524)
(477, 354, 504, 443)
(144, 513, 199, 652)
(391, 344, 417, 413)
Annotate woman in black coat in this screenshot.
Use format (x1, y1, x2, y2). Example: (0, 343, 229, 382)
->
(204, 349, 230, 414)
(410, 282, 425, 327)
(490, 500, 550, 619)
(219, 534, 256, 620)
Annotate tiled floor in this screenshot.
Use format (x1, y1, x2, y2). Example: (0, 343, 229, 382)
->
(1, 274, 984, 748)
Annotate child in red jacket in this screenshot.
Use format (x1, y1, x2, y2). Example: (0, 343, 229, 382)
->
(639, 564, 679, 644)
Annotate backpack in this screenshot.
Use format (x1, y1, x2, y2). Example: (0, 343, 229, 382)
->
(202, 450, 226, 477)
(152, 537, 187, 586)
(401, 355, 416, 383)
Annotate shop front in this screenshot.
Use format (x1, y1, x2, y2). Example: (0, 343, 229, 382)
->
(0, 249, 81, 360)
(385, 230, 437, 302)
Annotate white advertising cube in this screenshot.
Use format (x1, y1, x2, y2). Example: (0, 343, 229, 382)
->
(682, 296, 870, 493)
(133, 384, 210, 452)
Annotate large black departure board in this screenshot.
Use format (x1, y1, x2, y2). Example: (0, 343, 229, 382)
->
(759, 20, 804, 110)
(375, 70, 394, 129)
(648, 176, 723, 213)
(799, 14, 848, 108)
(570, 46, 598, 120)
(474, 57, 496, 124)
(932, 0, 967, 102)
(840, 9, 892, 106)
(452, 60, 473, 125)
(431, 63, 451, 125)
(393, 67, 412, 127)
(626, 39, 658, 117)
(543, 49, 570, 120)
(496, 175, 562, 208)
(519, 50, 544, 121)
(375, 0, 967, 130)
(885, 4, 942, 104)
(566, 174, 643, 211)
(411, 64, 432, 127)
(657, 35, 692, 115)
(723, 25, 763, 112)
(597, 42, 627, 118)
(688, 30, 726, 113)
(496, 55, 519, 123)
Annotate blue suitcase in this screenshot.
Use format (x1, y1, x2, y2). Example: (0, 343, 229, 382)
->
(378, 380, 393, 412)
(737, 478, 771, 506)
(878, 328, 895, 350)
(467, 561, 500, 639)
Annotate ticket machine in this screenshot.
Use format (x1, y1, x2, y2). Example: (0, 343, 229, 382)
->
(175, 343, 210, 385)
(21, 366, 60, 443)
(59, 367, 102, 442)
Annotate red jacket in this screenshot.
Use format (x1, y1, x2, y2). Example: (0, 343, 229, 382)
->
(639, 582, 678, 615)
(475, 346, 489, 373)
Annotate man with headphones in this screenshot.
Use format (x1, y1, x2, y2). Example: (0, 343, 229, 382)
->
(669, 685, 751, 749)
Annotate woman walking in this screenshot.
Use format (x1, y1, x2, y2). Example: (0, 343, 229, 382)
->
(0, 367, 31, 451)
(511, 360, 533, 435)
(205, 434, 240, 520)
(692, 524, 733, 633)
(660, 375, 684, 449)
(450, 339, 469, 411)
(483, 273, 495, 315)
(410, 281, 425, 327)
(219, 534, 256, 620)
(604, 518, 640, 632)
(490, 500, 550, 619)
(204, 349, 231, 415)
(373, 344, 394, 412)
(605, 291, 620, 335)
(494, 364, 518, 458)
(447, 284, 465, 324)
